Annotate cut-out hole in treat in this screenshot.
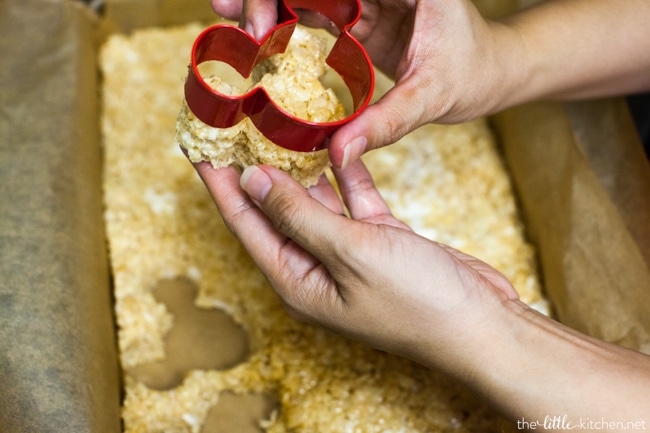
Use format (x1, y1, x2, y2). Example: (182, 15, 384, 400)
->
(126, 277, 249, 390)
(197, 29, 354, 119)
(202, 391, 280, 433)
(198, 61, 256, 96)
(310, 27, 354, 115)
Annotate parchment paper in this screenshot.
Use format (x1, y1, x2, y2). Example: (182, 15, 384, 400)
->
(0, 1, 121, 432)
(493, 101, 650, 352)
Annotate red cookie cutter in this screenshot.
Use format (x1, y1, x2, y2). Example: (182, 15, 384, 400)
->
(184, 0, 375, 152)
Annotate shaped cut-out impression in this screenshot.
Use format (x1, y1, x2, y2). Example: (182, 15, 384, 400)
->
(126, 278, 249, 390)
(202, 391, 280, 433)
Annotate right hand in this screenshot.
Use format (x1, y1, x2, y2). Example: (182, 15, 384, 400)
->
(210, 0, 520, 167)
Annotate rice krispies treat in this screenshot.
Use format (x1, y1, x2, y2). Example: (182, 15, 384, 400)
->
(101, 22, 546, 433)
(177, 26, 345, 187)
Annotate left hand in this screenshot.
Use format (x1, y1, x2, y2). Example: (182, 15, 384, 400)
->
(193, 159, 650, 424)
(194, 159, 519, 371)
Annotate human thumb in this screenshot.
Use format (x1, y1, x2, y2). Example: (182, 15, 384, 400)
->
(242, 0, 278, 41)
(239, 165, 346, 261)
(329, 77, 433, 169)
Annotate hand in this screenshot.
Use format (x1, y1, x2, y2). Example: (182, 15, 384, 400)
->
(194, 158, 519, 371)
(211, 0, 650, 170)
(210, 0, 519, 167)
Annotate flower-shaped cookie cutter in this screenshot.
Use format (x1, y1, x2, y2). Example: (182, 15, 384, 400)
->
(184, 0, 375, 152)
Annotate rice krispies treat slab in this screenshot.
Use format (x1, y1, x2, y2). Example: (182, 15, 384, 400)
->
(101, 22, 546, 433)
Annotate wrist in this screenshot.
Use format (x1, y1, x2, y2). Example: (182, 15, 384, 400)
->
(480, 19, 533, 116)
(411, 284, 526, 382)
(447, 298, 650, 423)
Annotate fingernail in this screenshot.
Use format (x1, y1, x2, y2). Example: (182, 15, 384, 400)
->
(243, 21, 257, 38)
(253, 25, 267, 43)
(340, 136, 367, 169)
(243, 21, 266, 42)
(240, 166, 272, 202)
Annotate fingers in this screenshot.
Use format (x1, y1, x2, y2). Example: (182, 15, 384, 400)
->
(328, 77, 436, 169)
(308, 174, 345, 215)
(194, 162, 289, 273)
(195, 163, 337, 308)
(241, 0, 278, 41)
(194, 163, 275, 245)
(332, 160, 411, 230)
(194, 160, 387, 286)
(240, 165, 347, 264)
(210, 0, 243, 20)
(210, 0, 277, 40)
(241, 0, 335, 40)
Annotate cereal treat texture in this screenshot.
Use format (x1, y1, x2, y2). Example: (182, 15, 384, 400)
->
(176, 26, 345, 187)
(101, 21, 548, 433)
